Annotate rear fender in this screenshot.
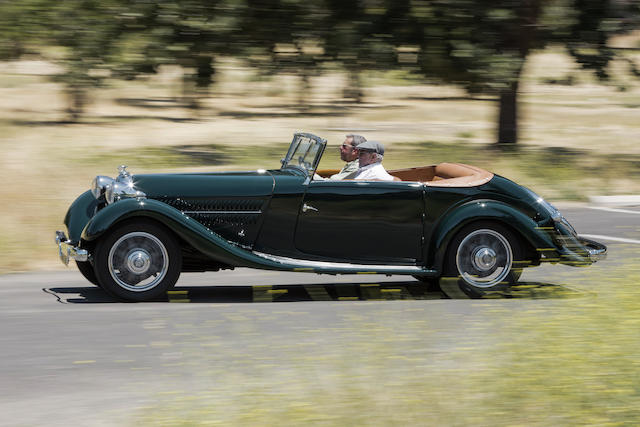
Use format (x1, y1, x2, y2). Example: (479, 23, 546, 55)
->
(428, 200, 557, 271)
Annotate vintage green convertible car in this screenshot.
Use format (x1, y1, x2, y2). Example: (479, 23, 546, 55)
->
(56, 132, 606, 301)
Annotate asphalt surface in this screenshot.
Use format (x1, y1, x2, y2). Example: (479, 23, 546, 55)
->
(1, 204, 638, 426)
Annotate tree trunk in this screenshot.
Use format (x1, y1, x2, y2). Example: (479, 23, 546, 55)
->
(181, 75, 199, 110)
(298, 69, 312, 109)
(497, 80, 519, 144)
(66, 86, 86, 122)
(195, 56, 215, 94)
(343, 67, 363, 103)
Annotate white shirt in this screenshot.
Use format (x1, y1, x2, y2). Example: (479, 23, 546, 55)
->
(352, 162, 395, 181)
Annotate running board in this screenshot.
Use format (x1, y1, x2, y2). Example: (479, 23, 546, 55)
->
(252, 251, 437, 276)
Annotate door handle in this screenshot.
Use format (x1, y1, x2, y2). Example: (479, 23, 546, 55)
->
(302, 203, 318, 213)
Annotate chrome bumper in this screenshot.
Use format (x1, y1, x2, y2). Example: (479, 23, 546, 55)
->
(580, 236, 607, 262)
(55, 231, 88, 265)
(554, 235, 607, 266)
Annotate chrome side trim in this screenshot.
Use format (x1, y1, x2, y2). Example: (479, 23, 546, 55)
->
(55, 231, 89, 265)
(252, 251, 424, 272)
(182, 211, 262, 215)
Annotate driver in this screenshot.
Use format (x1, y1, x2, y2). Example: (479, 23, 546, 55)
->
(329, 134, 367, 180)
(351, 141, 395, 181)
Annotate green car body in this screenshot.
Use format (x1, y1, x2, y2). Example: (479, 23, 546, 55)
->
(56, 132, 606, 300)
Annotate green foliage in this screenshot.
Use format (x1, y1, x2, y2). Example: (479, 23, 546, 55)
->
(0, 1, 38, 59)
(402, 1, 640, 143)
(0, 0, 638, 128)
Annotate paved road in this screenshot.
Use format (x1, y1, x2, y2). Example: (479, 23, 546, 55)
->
(0, 205, 638, 426)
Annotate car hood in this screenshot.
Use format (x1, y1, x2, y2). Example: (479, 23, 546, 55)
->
(131, 171, 276, 199)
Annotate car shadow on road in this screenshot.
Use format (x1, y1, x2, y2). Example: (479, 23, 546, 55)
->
(43, 281, 584, 304)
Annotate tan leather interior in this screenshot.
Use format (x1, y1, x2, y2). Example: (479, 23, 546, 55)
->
(315, 169, 341, 177)
(389, 163, 493, 187)
(315, 163, 493, 187)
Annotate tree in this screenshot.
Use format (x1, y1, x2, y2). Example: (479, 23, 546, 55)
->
(407, 0, 640, 144)
(322, 0, 400, 102)
(35, 0, 125, 121)
(235, 0, 328, 106)
(111, 0, 245, 110)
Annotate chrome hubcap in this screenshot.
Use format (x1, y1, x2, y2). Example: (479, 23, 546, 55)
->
(108, 232, 169, 292)
(473, 247, 497, 271)
(456, 229, 513, 288)
(127, 250, 151, 274)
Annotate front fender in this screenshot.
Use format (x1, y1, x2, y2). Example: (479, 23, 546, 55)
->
(64, 190, 99, 244)
(80, 198, 289, 269)
(428, 200, 557, 270)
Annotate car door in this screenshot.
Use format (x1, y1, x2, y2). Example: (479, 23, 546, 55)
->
(294, 180, 425, 263)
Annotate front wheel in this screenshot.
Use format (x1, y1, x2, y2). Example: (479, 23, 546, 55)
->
(440, 222, 522, 298)
(93, 220, 182, 301)
(76, 260, 99, 287)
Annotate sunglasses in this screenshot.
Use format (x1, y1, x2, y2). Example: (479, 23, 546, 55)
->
(340, 144, 357, 149)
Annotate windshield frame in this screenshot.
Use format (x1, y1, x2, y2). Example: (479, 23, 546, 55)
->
(280, 132, 327, 176)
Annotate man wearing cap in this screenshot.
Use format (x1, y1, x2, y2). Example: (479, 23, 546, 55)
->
(351, 141, 395, 181)
(329, 134, 366, 180)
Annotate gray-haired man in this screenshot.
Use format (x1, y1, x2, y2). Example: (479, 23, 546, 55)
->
(351, 140, 395, 181)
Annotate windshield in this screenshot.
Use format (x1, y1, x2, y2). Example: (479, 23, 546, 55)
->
(280, 133, 327, 175)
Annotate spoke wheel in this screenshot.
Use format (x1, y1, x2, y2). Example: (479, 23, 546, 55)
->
(107, 232, 169, 292)
(455, 229, 512, 288)
(441, 222, 521, 298)
(94, 220, 181, 301)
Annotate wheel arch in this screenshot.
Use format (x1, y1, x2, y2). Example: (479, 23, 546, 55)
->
(82, 198, 190, 243)
(428, 200, 553, 272)
(79, 198, 290, 270)
(80, 198, 238, 265)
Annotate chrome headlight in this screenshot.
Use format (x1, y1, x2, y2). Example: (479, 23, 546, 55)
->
(105, 181, 145, 204)
(105, 182, 115, 204)
(91, 176, 114, 199)
(91, 166, 146, 204)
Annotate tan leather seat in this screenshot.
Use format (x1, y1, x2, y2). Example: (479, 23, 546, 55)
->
(389, 163, 493, 187)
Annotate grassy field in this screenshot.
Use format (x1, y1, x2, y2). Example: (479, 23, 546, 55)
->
(1, 48, 639, 272)
(128, 248, 640, 426)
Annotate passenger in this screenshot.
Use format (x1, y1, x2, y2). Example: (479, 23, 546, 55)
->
(329, 134, 367, 180)
(352, 141, 395, 181)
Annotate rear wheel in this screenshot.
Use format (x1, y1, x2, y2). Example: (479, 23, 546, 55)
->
(93, 220, 182, 302)
(440, 222, 522, 298)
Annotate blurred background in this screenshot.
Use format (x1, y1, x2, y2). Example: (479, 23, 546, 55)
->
(0, 0, 639, 272)
(1, 2, 640, 425)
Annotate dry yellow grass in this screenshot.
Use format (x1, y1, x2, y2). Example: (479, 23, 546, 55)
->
(0, 49, 639, 272)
